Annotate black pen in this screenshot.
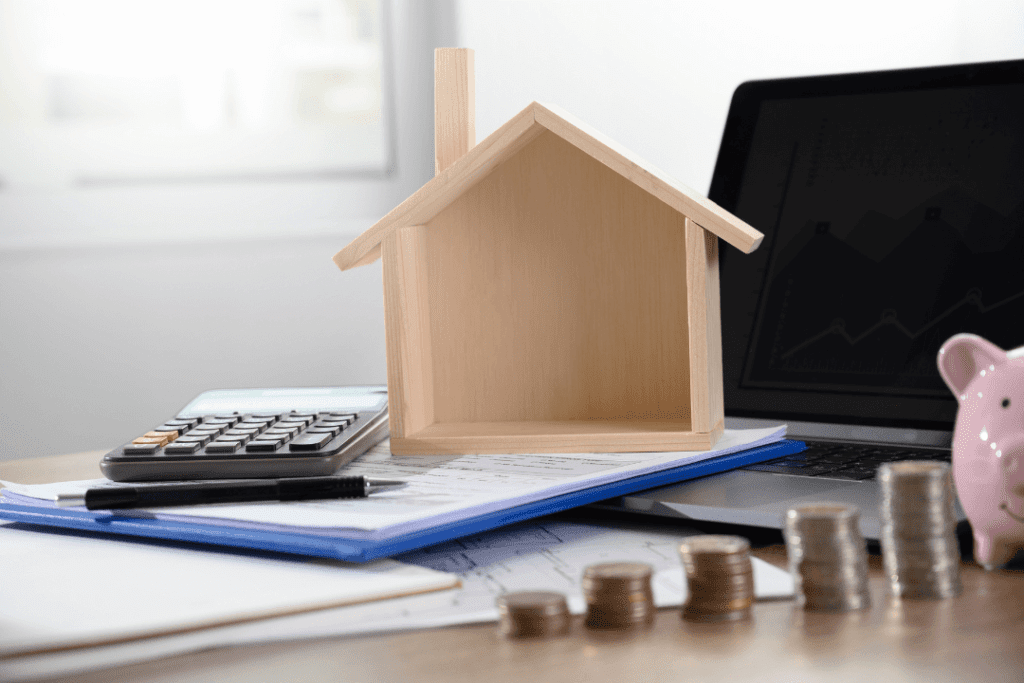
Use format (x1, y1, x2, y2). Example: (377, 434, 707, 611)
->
(54, 476, 407, 510)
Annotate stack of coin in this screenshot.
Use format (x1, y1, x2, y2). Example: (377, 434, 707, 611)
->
(878, 461, 961, 599)
(678, 535, 754, 622)
(582, 562, 655, 629)
(496, 591, 571, 638)
(783, 503, 871, 611)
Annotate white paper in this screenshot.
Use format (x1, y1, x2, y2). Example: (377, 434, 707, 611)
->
(0, 523, 457, 659)
(2, 519, 794, 682)
(1, 427, 786, 542)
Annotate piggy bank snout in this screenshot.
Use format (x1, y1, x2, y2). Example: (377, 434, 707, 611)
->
(995, 438, 1024, 505)
(999, 440, 1024, 475)
(988, 435, 1024, 469)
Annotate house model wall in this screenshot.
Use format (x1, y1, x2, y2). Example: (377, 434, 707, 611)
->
(335, 49, 763, 455)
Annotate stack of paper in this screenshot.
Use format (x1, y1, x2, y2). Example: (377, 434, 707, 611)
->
(0, 427, 792, 561)
(0, 523, 457, 661)
(1, 517, 794, 681)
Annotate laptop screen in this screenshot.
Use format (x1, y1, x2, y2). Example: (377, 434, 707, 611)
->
(711, 59, 1024, 431)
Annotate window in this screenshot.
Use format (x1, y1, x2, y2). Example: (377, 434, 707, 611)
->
(0, 0, 389, 186)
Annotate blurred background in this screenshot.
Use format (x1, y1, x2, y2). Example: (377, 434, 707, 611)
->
(1, 0, 1022, 462)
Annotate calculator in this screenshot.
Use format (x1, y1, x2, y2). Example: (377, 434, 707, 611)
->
(101, 387, 390, 482)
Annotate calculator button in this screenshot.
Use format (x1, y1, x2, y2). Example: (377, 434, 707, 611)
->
(206, 441, 242, 453)
(307, 425, 341, 437)
(215, 434, 251, 445)
(315, 419, 349, 428)
(164, 442, 201, 454)
(269, 423, 302, 432)
(246, 439, 284, 452)
(188, 428, 223, 438)
(156, 425, 189, 435)
(263, 429, 296, 441)
(123, 443, 160, 455)
(175, 434, 212, 446)
(199, 425, 232, 434)
(251, 413, 282, 419)
(278, 417, 313, 427)
(202, 420, 235, 429)
(288, 432, 334, 451)
(134, 433, 174, 446)
(225, 426, 263, 437)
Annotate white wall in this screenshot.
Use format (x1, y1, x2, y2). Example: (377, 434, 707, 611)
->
(0, 236, 387, 459)
(2, 0, 1022, 462)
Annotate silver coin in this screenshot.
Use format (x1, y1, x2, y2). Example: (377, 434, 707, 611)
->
(879, 460, 961, 600)
(784, 504, 870, 612)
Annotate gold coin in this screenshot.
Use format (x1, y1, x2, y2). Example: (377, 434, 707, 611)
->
(582, 563, 655, 630)
(496, 591, 570, 638)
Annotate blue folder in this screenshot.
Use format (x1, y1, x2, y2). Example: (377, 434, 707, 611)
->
(0, 440, 803, 562)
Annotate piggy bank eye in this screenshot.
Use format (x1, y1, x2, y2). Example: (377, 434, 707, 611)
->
(1002, 398, 1011, 409)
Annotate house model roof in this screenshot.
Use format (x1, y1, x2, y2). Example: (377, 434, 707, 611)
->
(333, 101, 763, 271)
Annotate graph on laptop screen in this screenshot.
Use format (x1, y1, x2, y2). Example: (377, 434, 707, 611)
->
(716, 64, 1024, 429)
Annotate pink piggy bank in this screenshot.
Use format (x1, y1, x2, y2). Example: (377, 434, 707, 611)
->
(938, 333, 1024, 570)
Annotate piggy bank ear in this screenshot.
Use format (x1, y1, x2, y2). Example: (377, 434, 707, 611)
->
(937, 334, 1006, 397)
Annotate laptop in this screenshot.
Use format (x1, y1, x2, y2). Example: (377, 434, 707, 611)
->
(597, 58, 1024, 538)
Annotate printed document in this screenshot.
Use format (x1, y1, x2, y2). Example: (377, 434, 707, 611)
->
(2, 518, 793, 682)
(0, 523, 457, 659)
(1, 427, 785, 542)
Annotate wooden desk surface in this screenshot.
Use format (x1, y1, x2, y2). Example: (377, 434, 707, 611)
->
(3, 452, 1023, 683)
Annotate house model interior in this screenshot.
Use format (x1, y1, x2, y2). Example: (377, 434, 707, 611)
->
(334, 48, 764, 455)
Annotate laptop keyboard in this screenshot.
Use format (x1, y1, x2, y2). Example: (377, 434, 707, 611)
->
(742, 440, 952, 481)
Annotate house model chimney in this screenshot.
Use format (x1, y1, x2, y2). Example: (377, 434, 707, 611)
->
(434, 48, 475, 174)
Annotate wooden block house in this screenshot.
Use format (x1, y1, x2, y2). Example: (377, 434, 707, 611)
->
(334, 49, 763, 455)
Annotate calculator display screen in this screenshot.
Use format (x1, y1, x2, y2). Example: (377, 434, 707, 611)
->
(177, 387, 387, 417)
